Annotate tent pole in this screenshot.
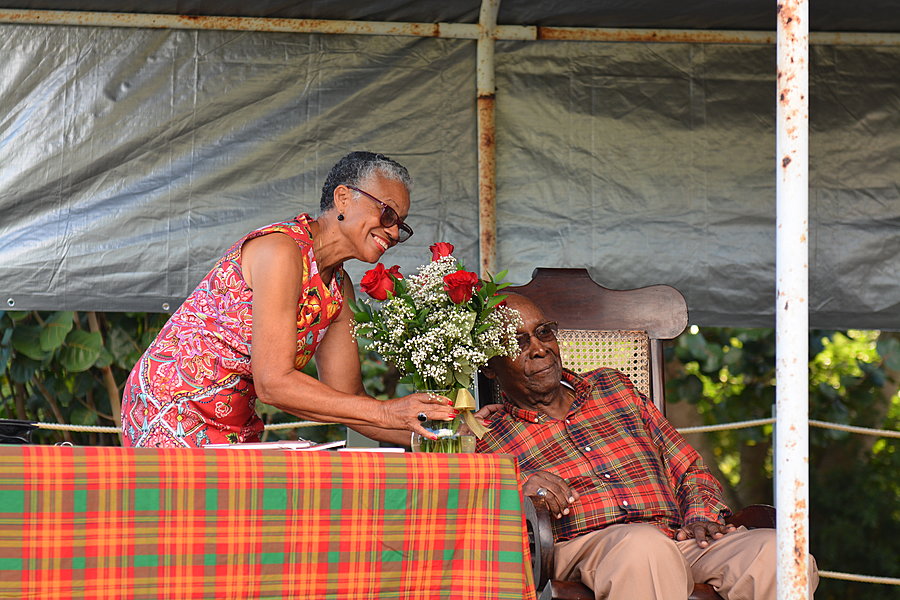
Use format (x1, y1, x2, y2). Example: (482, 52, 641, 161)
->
(775, 0, 810, 598)
(477, 0, 500, 277)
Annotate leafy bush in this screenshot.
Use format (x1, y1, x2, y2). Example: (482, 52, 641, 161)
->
(668, 327, 899, 600)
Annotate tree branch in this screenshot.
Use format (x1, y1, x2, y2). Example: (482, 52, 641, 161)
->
(87, 312, 124, 445)
(33, 379, 73, 444)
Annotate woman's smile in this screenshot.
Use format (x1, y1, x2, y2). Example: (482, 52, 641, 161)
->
(372, 232, 390, 252)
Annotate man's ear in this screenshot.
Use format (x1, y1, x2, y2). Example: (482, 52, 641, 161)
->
(480, 364, 497, 380)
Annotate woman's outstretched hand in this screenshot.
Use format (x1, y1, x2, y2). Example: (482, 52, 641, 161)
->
(379, 392, 458, 439)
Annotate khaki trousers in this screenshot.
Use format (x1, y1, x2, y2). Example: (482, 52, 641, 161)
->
(553, 523, 819, 600)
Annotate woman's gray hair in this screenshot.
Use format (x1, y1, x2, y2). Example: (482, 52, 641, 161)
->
(320, 151, 412, 212)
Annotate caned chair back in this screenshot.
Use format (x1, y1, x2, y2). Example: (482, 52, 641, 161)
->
(556, 329, 652, 399)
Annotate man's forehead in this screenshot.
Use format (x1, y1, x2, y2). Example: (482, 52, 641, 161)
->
(506, 296, 545, 327)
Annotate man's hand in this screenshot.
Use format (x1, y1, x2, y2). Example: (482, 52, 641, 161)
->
(523, 471, 580, 519)
(456, 403, 505, 436)
(473, 403, 504, 423)
(675, 521, 737, 548)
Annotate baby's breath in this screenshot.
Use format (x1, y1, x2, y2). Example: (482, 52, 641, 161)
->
(351, 253, 521, 391)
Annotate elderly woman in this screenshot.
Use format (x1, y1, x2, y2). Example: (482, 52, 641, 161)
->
(121, 151, 455, 447)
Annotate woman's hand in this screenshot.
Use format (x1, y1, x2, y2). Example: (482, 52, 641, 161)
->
(379, 392, 458, 440)
(524, 471, 580, 519)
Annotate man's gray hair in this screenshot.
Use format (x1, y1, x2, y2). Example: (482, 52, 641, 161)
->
(320, 151, 412, 212)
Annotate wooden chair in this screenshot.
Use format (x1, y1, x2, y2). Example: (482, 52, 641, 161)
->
(486, 268, 774, 600)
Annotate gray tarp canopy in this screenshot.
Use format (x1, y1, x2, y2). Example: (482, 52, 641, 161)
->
(1, 1, 899, 329)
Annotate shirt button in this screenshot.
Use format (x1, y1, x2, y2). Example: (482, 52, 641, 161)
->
(622, 500, 629, 507)
(584, 446, 592, 452)
(604, 473, 611, 479)
(565, 419, 571, 424)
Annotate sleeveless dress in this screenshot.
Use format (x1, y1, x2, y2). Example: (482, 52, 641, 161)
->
(120, 213, 344, 447)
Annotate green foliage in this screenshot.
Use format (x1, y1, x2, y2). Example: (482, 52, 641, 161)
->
(0, 311, 169, 445)
(669, 326, 899, 600)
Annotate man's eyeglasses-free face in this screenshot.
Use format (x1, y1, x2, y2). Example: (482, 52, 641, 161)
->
(515, 321, 559, 353)
(346, 185, 414, 243)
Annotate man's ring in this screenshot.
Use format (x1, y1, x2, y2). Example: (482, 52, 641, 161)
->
(417, 412, 428, 422)
(536, 487, 548, 497)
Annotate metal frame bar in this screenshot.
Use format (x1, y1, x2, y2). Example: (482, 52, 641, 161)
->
(2, 8, 900, 46)
(775, 0, 811, 598)
(477, 0, 500, 277)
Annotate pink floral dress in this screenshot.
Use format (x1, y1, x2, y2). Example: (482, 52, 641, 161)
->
(121, 214, 344, 447)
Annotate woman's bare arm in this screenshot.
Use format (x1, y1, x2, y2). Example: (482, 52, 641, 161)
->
(243, 234, 452, 436)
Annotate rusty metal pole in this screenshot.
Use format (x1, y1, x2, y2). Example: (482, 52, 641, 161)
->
(476, 0, 500, 277)
(3, 9, 900, 46)
(775, 0, 810, 598)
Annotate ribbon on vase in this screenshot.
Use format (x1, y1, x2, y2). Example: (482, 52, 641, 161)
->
(453, 388, 490, 439)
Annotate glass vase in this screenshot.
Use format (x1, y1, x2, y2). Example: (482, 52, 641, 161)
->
(410, 388, 476, 454)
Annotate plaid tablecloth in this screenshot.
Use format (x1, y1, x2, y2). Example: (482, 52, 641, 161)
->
(0, 446, 536, 600)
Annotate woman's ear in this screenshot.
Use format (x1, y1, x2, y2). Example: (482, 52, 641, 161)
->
(334, 184, 352, 214)
(480, 364, 497, 380)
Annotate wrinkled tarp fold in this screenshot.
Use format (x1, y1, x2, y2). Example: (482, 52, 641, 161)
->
(1, 24, 898, 329)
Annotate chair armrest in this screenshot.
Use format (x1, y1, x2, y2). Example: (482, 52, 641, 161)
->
(524, 495, 556, 591)
(726, 504, 776, 529)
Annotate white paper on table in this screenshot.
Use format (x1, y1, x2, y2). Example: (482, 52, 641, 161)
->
(337, 447, 406, 453)
(204, 440, 347, 451)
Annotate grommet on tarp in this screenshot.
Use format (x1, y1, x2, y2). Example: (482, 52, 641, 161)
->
(6, 298, 13, 307)
(0, 419, 38, 444)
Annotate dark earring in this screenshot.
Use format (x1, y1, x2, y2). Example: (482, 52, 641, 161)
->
(337, 214, 344, 221)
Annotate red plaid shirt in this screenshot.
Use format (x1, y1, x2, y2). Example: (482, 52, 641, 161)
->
(476, 367, 731, 542)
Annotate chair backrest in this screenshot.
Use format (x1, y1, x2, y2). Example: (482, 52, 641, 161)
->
(487, 267, 688, 413)
(555, 329, 652, 399)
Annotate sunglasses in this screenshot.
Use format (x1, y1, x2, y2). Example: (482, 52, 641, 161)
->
(346, 186, 414, 243)
(515, 321, 559, 352)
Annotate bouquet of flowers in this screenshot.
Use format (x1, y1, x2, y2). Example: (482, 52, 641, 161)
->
(349, 242, 521, 447)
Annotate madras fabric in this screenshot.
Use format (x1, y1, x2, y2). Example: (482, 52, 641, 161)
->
(121, 213, 345, 448)
(476, 367, 731, 542)
(0, 446, 536, 600)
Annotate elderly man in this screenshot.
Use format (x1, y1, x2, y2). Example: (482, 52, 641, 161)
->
(476, 293, 818, 600)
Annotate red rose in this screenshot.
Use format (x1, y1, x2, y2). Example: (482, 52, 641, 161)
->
(386, 265, 404, 280)
(443, 270, 481, 304)
(360, 263, 402, 301)
(429, 242, 454, 261)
